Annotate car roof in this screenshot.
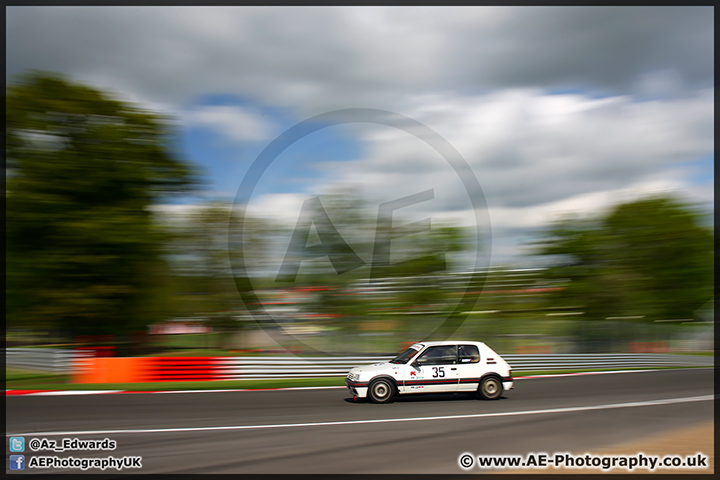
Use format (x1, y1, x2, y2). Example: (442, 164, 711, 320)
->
(415, 340, 485, 347)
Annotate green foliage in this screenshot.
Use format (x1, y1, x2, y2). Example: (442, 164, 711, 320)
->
(6, 71, 198, 338)
(531, 195, 713, 322)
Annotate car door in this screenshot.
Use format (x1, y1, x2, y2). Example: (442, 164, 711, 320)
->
(402, 345, 459, 393)
(456, 344, 483, 392)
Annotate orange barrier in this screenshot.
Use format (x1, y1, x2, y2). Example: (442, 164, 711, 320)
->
(71, 357, 144, 384)
(71, 357, 223, 383)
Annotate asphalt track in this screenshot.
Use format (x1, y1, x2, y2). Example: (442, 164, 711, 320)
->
(6, 368, 714, 474)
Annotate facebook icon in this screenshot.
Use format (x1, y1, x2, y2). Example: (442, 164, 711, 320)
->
(9, 455, 25, 470)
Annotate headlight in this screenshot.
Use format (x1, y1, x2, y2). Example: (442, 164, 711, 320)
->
(347, 372, 359, 381)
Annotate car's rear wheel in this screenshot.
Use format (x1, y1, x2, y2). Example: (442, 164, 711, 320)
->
(368, 378, 395, 403)
(478, 376, 502, 400)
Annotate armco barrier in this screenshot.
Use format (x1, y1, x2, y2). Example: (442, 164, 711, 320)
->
(6, 348, 92, 373)
(503, 353, 713, 371)
(213, 356, 392, 380)
(68, 353, 713, 383)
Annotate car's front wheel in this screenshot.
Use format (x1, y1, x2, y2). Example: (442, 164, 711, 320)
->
(478, 376, 503, 400)
(368, 378, 395, 403)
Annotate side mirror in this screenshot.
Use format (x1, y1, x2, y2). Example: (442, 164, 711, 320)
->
(411, 361, 420, 370)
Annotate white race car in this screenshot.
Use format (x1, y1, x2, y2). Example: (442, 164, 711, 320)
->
(345, 340, 513, 403)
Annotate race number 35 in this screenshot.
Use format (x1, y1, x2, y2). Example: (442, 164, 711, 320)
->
(432, 367, 445, 378)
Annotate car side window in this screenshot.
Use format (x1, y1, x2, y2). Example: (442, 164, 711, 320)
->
(458, 345, 480, 363)
(416, 346, 457, 366)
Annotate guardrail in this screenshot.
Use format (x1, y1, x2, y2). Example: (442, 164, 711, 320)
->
(5, 348, 91, 373)
(6, 349, 713, 381)
(503, 353, 713, 371)
(213, 353, 713, 380)
(214, 356, 392, 380)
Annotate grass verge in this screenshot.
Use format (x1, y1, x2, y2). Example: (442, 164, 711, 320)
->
(6, 376, 346, 391)
(6, 368, 69, 385)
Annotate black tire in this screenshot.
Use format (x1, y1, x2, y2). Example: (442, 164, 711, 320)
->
(368, 378, 395, 404)
(478, 376, 503, 400)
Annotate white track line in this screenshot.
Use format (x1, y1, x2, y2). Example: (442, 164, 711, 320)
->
(8, 394, 713, 437)
(28, 390, 125, 396)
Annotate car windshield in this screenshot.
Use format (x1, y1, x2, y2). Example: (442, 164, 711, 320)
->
(389, 347, 420, 364)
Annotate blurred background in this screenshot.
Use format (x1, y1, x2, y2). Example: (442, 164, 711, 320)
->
(5, 7, 714, 359)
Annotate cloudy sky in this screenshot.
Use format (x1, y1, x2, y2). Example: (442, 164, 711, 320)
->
(6, 6, 714, 269)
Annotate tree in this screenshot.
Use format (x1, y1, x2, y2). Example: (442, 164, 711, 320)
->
(531, 195, 713, 322)
(602, 196, 713, 320)
(159, 201, 277, 346)
(6, 71, 198, 339)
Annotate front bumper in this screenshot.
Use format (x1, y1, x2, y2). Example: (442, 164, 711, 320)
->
(345, 378, 369, 398)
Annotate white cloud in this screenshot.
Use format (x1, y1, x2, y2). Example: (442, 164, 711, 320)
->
(183, 105, 276, 143)
(264, 88, 713, 265)
(305, 88, 712, 208)
(248, 193, 309, 225)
